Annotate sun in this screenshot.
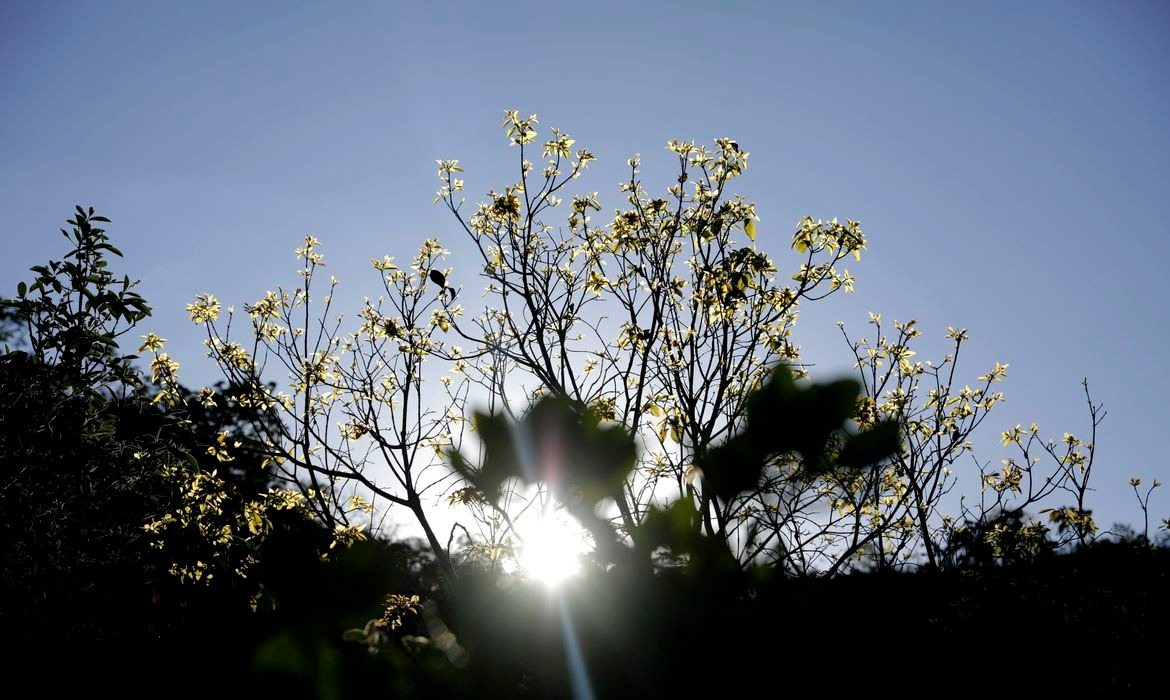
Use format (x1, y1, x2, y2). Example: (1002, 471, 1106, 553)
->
(513, 506, 592, 588)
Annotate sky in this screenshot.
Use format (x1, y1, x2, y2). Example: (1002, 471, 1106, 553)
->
(2, 0, 1167, 536)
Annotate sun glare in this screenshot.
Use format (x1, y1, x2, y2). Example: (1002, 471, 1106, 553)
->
(514, 506, 592, 587)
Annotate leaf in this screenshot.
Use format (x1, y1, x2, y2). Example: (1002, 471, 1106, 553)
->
(452, 397, 636, 509)
(449, 411, 518, 499)
(745, 218, 757, 241)
(635, 499, 740, 574)
(635, 499, 697, 552)
(837, 421, 901, 468)
(701, 366, 881, 494)
(16, 281, 26, 298)
(181, 450, 199, 470)
(342, 628, 368, 643)
(700, 434, 767, 501)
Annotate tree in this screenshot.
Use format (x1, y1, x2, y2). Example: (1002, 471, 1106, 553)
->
(177, 111, 874, 580)
(170, 236, 465, 580)
(0, 207, 168, 640)
(433, 114, 871, 556)
(0, 208, 324, 647)
(178, 110, 1153, 590)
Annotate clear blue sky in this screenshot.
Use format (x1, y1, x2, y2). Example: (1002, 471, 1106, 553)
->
(2, 0, 1167, 533)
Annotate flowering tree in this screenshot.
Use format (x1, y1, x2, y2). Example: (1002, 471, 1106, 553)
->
(805, 318, 1104, 573)
(165, 235, 466, 580)
(164, 111, 1151, 585)
(432, 112, 874, 564)
(167, 111, 870, 579)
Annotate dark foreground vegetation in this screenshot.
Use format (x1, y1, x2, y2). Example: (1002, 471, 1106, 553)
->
(3, 197, 1167, 693)
(6, 518, 1167, 696)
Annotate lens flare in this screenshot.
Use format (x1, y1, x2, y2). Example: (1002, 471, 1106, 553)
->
(514, 506, 591, 587)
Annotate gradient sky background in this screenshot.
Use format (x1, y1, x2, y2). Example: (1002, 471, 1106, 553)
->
(2, 0, 1167, 535)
